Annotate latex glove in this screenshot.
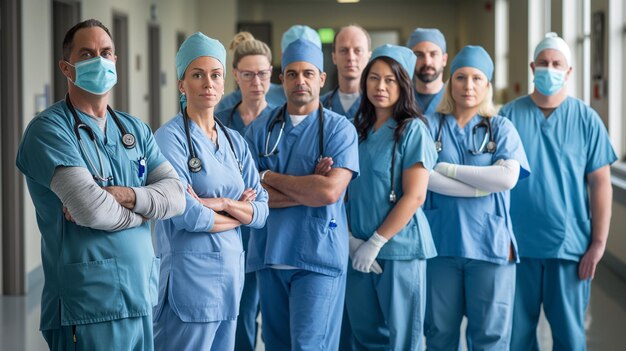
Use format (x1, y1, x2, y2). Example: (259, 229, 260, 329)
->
(349, 234, 383, 274)
(351, 232, 387, 274)
(435, 162, 458, 179)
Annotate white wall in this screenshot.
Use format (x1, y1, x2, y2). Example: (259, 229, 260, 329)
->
(19, 0, 236, 288)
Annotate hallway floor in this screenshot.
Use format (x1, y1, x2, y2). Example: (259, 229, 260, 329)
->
(1, 262, 624, 351)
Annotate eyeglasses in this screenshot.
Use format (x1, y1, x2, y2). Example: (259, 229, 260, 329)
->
(237, 69, 272, 81)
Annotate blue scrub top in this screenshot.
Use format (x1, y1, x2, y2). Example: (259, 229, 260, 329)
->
(244, 106, 360, 277)
(500, 96, 617, 261)
(16, 100, 165, 330)
(320, 88, 362, 122)
(414, 86, 444, 117)
(216, 83, 286, 115)
(153, 113, 269, 322)
(348, 117, 438, 259)
(423, 113, 531, 264)
(215, 104, 275, 251)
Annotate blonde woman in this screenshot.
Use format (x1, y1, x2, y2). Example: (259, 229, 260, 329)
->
(422, 45, 530, 350)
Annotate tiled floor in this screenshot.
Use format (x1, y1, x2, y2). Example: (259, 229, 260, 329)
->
(1, 262, 624, 351)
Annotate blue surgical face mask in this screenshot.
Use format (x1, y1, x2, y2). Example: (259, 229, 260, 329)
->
(66, 56, 117, 95)
(533, 67, 566, 96)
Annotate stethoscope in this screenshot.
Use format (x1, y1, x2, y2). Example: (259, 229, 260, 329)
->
(182, 103, 243, 175)
(260, 103, 325, 161)
(66, 94, 136, 183)
(323, 86, 339, 110)
(226, 100, 243, 128)
(434, 114, 496, 155)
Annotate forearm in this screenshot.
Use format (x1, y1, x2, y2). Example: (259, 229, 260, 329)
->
(377, 166, 428, 239)
(209, 212, 242, 233)
(223, 199, 254, 225)
(428, 170, 491, 197)
(264, 183, 301, 208)
(264, 168, 350, 207)
(132, 162, 185, 220)
(51, 167, 143, 231)
(377, 195, 424, 240)
(589, 166, 612, 250)
(436, 159, 520, 193)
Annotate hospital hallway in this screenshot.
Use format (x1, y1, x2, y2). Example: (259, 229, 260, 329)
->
(0, 260, 624, 351)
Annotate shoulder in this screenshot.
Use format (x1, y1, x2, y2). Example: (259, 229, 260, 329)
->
(324, 108, 356, 132)
(112, 109, 154, 136)
(22, 101, 74, 140)
(499, 95, 533, 115)
(154, 114, 185, 141)
(490, 114, 517, 132)
(402, 117, 432, 141)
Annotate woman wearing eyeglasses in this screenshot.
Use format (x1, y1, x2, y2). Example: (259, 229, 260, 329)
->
(422, 46, 530, 350)
(214, 31, 275, 351)
(152, 33, 268, 351)
(216, 32, 276, 138)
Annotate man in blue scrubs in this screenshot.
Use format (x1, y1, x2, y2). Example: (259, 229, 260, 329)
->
(244, 38, 359, 351)
(501, 32, 617, 350)
(16, 19, 185, 351)
(321, 25, 372, 121)
(406, 28, 448, 117)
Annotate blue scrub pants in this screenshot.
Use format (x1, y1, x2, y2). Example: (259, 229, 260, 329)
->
(338, 303, 355, 351)
(234, 270, 260, 351)
(346, 258, 426, 351)
(510, 258, 590, 351)
(42, 315, 153, 351)
(257, 268, 346, 351)
(425, 257, 515, 351)
(153, 299, 236, 351)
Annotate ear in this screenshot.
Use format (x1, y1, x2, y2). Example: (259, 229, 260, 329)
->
(279, 73, 284, 84)
(319, 71, 327, 87)
(442, 53, 448, 67)
(233, 68, 241, 85)
(59, 60, 72, 80)
(530, 62, 535, 74)
(565, 66, 573, 80)
(332, 52, 337, 65)
(178, 80, 185, 94)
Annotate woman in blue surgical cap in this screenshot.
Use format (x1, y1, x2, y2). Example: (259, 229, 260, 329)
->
(152, 32, 269, 351)
(346, 44, 437, 351)
(422, 45, 530, 350)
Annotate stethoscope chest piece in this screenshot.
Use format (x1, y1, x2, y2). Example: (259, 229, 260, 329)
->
(188, 157, 202, 173)
(122, 133, 136, 149)
(486, 140, 497, 153)
(434, 140, 443, 153)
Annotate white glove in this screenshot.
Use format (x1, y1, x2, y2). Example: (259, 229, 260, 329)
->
(351, 232, 387, 274)
(349, 234, 383, 274)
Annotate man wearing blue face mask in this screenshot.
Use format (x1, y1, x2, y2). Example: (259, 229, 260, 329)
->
(500, 32, 617, 350)
(16, 19, 185, 351)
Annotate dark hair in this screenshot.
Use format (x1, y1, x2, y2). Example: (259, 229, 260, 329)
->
(354, 56, 425, 142)
(62, 19, 113, 60)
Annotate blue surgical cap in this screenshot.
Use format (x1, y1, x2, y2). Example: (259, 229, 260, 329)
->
(450, 45, 493, 81)
(176, 32, 226, 80)
(534, 32, 572, 67)
(406, 28, 446, 53)
(370, 44, 417, 80)
(281, 25, 322, 51)
(282, 38, 324, 73)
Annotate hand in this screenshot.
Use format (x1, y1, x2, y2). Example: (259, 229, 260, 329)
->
(103, 186, 136, 209)
(578, 242, 606, 280)
(349, 234, 382, 274)
(314, 157, 334, 176)
(63, 206, 75, 223)
(351, 232, 387, 274)
(434, 162, 457, 178)
(239, 188, 257, 202)
(188, 185, 230, 212)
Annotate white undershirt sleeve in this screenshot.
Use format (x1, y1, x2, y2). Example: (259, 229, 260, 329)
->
(435, 159, 521, 193)
(428, 170, 491, 197)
